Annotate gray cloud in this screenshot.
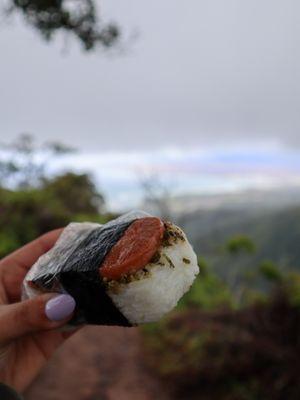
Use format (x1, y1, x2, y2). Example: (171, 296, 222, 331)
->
(0, 0, 299, 150)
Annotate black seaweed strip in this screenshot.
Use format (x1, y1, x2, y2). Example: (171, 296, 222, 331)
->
(60, 270, 131, 326)
(32, 220, 133, 326)
(60, 220, 133, 274)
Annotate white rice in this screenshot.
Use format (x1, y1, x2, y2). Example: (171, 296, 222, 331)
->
(108, 224, 199, 324)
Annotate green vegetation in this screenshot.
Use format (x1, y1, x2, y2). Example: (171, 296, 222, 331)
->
(4, 1, 120, 50)
(141, 231, 300, 400)
(225, 234, 256, 255)
(0, 173, 111, 257)
(258, 260, 283, 283)
(0, 135, 112, 257)
(178, 260, 233, 310)
(180, 206, 300, 274)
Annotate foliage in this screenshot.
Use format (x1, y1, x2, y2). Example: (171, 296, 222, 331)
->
(142, 245, 300, 399)
(225, 235, 256, 255)
(0, 133, 74, 189)
(42, 172, 105, 215)
(0, 134, 110, 257)
(258, 260, 283, 283)
(142, 286, 300, 400)
(283, 272, 300, 307)
(0, 172, 109, 257)
(184, 206, 300, 274)
(178, 259, 233, 311)
(4, 0, 120, 50)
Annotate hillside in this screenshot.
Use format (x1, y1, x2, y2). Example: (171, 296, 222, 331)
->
(178, 205, 300, 275)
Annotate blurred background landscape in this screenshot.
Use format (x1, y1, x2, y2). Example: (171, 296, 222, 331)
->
(1, 0, 300, 399)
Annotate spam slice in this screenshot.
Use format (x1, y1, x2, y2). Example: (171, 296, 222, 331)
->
(100, 217, 165, 280)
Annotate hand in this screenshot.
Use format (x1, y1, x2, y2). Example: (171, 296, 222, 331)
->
(0, 230, 79, 392)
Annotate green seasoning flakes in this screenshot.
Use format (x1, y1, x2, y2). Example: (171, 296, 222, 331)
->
(105, 268, 151, 290)
(106, 280, 122, 294)
(164, 254, 175, 269)
(162, 221, 185, 247)
(182, 257, 191, 264)
(150, 251, 161, 264)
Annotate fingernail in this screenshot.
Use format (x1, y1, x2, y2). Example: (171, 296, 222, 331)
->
(45, 294, 76, 321)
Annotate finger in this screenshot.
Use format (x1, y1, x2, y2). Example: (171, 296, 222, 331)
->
(62, 326, 83, 340)
(0, 293, 76, 345)
(0, 229, 63, 302)
(31, 325, 83, 359)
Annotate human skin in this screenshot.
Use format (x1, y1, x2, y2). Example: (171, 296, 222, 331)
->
(0, 229, 80, 392)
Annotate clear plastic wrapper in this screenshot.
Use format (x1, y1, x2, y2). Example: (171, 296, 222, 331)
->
(22, 211, 150, 326)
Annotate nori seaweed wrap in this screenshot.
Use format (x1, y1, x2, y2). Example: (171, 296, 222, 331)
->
(22, 211, 199, 327)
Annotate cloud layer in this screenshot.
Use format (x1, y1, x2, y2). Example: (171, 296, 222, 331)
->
(0, 0, 299, 150)
(51, 145, 300, 210)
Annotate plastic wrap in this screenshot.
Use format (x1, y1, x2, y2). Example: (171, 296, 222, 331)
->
(22, 210, 150, 326)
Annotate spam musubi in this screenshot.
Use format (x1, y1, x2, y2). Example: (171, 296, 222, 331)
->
(22, 211, 199, 326)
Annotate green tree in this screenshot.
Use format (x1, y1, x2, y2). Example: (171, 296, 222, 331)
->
(0, 133, 74, 189)
(225, 235, 255, 255)
(4, 0, 120, 50)
(0, 172, 107, 257)
(259, 260, 282, 283)
(43, 172, 105, 215)
(0, 134, 108, 257)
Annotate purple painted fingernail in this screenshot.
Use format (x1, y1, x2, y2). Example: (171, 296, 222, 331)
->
(45, 294, 76, 321)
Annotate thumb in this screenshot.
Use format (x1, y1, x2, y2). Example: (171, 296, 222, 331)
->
(0, 294, 76, 344)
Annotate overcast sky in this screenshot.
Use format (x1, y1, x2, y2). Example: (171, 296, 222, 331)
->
(0, 0, 299, 151)
(1, 0, 299, 209)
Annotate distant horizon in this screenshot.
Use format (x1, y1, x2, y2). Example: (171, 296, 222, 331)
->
(47, 143, 300, 212)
